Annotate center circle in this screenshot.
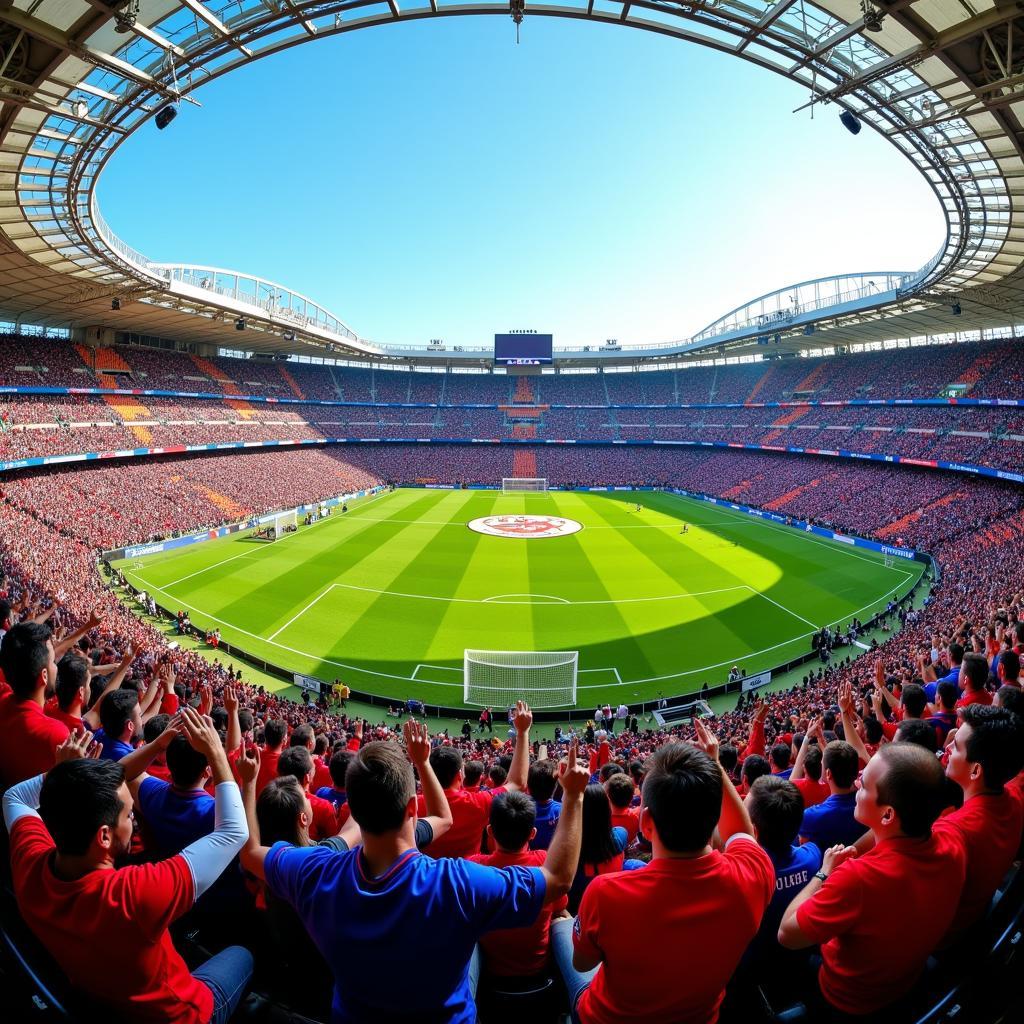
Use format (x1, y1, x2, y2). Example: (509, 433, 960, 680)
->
(467, 514, 583, 539)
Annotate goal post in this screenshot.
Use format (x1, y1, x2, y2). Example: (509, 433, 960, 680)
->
(250, 508, 298, 542)
(502, 478, 548, 493)
(464, 649, 578, 709)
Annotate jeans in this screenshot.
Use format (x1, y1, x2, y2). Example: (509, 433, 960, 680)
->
(551, 917, 598, 1023)
(192, 945, 254, 1024)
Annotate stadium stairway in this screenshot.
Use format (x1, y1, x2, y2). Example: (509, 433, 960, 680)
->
(875, 490, 964, 539)
(761, 407, 812, 446)
(763, 474, 828, 512)
(955, 348, 1003, 391)
(745, 364, 777, 404)
(513, 377, 535, 404)
(513, 448, 537, 477)
(74, 345, 154, 443)
(188, 354, 258, 419)
(278, 366, 307, 400)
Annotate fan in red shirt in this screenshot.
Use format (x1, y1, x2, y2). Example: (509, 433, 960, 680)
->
(790, 741, 830, 808)
(1, 708, 251, 1024)
(604, 773, 640, 844)
(416, 705, 532, 858)
(255, 718, 287, 794)
(556, 719, 774, 1024)
(0, 622, 69, 787)
(468, 790, 568, 977)
(780, 743, 968, 1017)
(954, 653, 994, 710)
(933, 704, 1024, 937)
(277, 746, 338, 841)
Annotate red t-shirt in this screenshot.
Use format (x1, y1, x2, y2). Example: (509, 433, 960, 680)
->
(9, 816, 214, 1023)
(255, 746, 281, 795)
(308, 792, 339, 841)
(573, 835, 774, 1024)
(45, 704, 84, 732)
(794, 777, 830, 809)
(932, 791, 1024, 935)
(796, 832, 967, 1015)
(468, 848, 566, 975)
(0, 695, 71, 787)
(955, 689, 993, 710)
(416, 786, 506, 859)
(610, 807, 640, 844)
(312, 757, 332, 794)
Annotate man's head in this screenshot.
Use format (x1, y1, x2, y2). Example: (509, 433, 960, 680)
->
(855, 742, 946, 839)
(998, 650, 1020, 686)
(99, 689, 140, 745)
(900, 682, 927, 719)
(948, 643, 965, 667)
(640, 743, 722, 854)
(462, 760, 484, 789)
(528, 759, 558, 801)
(329, 748, 354, 790)
(264, 719, 287, 750)
(166, 734, 210, 789)
(896, 718, 938, 753)
(346, 741, 416, 835)
(278, 745, 315, 790)
(996, 685, 1024, 719)
(290, 724, 315, 750)
(143, 713, 171, 745)
(487, 791, 537, 852)
(769, 743, 791, 773)
(0, 622, 56, 701)
(741, 754, 770, 790)
(936, 681, 959, 713)
(747, 776, 804, 857)
(257, 776, 312, 846)
(822, 741, 859, 792)
(488, 764, 507, 787)
(960, 653, 990, 693)
(56, 654, 90, 713)
(946, 704, 1024, 793)
(428, 746, 463, 790)
(604, 772, 635, 811)
(802, 744, 824, 782)
(0, 598, 11, 632)
(39, 759, 132, 862)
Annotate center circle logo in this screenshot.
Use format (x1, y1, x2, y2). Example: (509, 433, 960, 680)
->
(468, 514, 583, 539)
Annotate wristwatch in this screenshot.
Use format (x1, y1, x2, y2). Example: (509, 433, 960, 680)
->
(814, 870, 829, 883)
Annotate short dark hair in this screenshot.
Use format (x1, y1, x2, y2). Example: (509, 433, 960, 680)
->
(56, 654, 89, 711)
(144, 713, 171, 744)
(257, 776, 306, 846)
(428, 746, 463, 789)
(948, 643, 965, 665)
(961, 653, 989, 692)
(166, 734, 209, 788)
(290, 724, 314, 748)
(238, 709, 254, 734)
(264, 719, 287, 749)
(599, 763, 624, 783)
(0, 598, 10, 626)
(769, 743, 791, 771)
(488, 764, 507, 787)
(863, 717, 884, 744)
(528, 759, 557, 801)
(803, 744, 823, 782)
(718, 745, 738, 775)
(874, 743, 946, 838)
(0, 622, 52, 699)
(346, 741, 415, 834)
(936, 681, 959, 711)
(278, 745, 313, 784)
(329, 748, 354, 789)
(741, 754, 770, 787)
(996, 685, 1024, 719)
(39, 759, 125, 856)
(641, 743, 721, 853)
(605, 773, 635, 810)
(489, 791, 536, 850)
(99, 689, 138, 741)
(901, 683, 927, 718)
(823, 741, 859, 788)
(959, 704, 1024, 789)
(462, 760, 484, 787)
(999, 650, 1020, 683)
(896, 718, 938, 753)
(748, 776, 804, 855)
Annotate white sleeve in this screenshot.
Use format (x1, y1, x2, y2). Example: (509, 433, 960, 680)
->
(179, 781, 248, 900)
(2, 774, 45, 831)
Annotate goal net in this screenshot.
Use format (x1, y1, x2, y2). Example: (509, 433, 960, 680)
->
(502, 478, 548, 493)
(251, 509, 298, 542)
(464, 649, 578, 709)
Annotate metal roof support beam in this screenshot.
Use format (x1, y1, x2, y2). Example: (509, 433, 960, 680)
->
(77, 0, 187, 57)
(0, 86, 127, 132)
(175, 0, 254, 57)
(734, 0, 800, 56)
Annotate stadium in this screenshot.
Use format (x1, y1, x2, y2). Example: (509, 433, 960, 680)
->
(1, 1, 1024, 1022)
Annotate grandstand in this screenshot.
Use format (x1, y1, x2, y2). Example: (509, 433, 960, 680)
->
(1, 1, 1024, 1022)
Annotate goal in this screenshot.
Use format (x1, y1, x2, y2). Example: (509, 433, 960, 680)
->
(464, 649, 578, 709)
(502, 478, 548, 493)
(251, 509, 298, 542)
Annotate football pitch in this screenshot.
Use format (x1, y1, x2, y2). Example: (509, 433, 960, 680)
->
(116, 488, 924, 708)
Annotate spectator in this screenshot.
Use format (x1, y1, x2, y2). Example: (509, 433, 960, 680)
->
(276, 746, 339, 841)
(798, 740, 866, 849)
(528, 758, 561, 850)
(956, 653, 993, 709)
(604, 772, 640, 845)
(567, 785, 630, 914)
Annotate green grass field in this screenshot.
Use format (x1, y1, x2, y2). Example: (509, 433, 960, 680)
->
(116, 488, 923, 709)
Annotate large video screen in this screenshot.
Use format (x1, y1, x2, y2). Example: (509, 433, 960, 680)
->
(494, 333, 553, 366)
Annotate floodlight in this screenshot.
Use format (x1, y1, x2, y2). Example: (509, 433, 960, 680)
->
(155, 104, 178, 131)
(839, 111, 862, 135)
(951, 302, 962, 316)
(111, 298, 121, 311)
(235, 318, 246, 331)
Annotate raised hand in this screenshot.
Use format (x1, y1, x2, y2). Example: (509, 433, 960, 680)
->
(153, 713, 183, 750)
(198, 683, 213, 716)
(693, 717, 720, 763)
(55, 727, 101, 764)
(403, 718, 431, 767)
(179, 705, 222, 760)
(223, 684, 239, 714)
(512, 700, 533, 734)
(822, 844, 857, 875)
(237, 745, 260, 787)
(838, 680, 854, 715)
(557, 739, 589, 799)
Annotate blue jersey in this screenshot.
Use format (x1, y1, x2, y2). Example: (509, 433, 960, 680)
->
(799, 793, 867, 849)
(137, 776, 215, 855)
(530, 799, 562, 850)
(265, 843, 546, 1023)
(315, 786, 348, 811)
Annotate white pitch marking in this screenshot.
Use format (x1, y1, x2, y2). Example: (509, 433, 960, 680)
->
(267, 585, 337, 641)
(744, 586, 820, 630)
(482, 594, 571, 605)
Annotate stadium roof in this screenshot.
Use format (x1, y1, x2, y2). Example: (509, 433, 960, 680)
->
(1, 0, 1023, 366)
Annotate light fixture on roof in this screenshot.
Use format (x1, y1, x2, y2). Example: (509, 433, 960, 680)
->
(839, 110, 862, 135)
(510, 0, 525, 43)
(111, 298, 121, 311)
(282, 331, 296, 342)
(74, 99, 89, 120)
(860, 1, 884, 32)
(951, 302, 962, 316)
(155, 104, 178, 130)
(235, 318, 246, 331)
(114, 0, 140, 33)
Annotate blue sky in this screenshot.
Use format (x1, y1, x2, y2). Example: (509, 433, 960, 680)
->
(98, 17, 944, 348)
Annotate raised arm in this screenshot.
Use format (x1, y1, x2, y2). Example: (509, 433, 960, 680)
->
(122, 714, 182, 786)
(838, 682, 872, 766)
(52, 606, 101, 660)
(223, 684, 241, 755)
(237, 746, 267, 878)
(540, 739, 588, 904)
(695, 718, 754, 842)
(789, 718, 818, 783)
(505, 700, 532, 792)
(404, 719, 452, 839)
(873, 662, 899, 711)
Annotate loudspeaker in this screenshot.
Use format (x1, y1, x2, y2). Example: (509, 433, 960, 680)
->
(155, 105, 177, 131)
(839, 110, 861, 135)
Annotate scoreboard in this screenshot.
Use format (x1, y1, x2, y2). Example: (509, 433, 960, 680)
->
(494, 333, 553, 366)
